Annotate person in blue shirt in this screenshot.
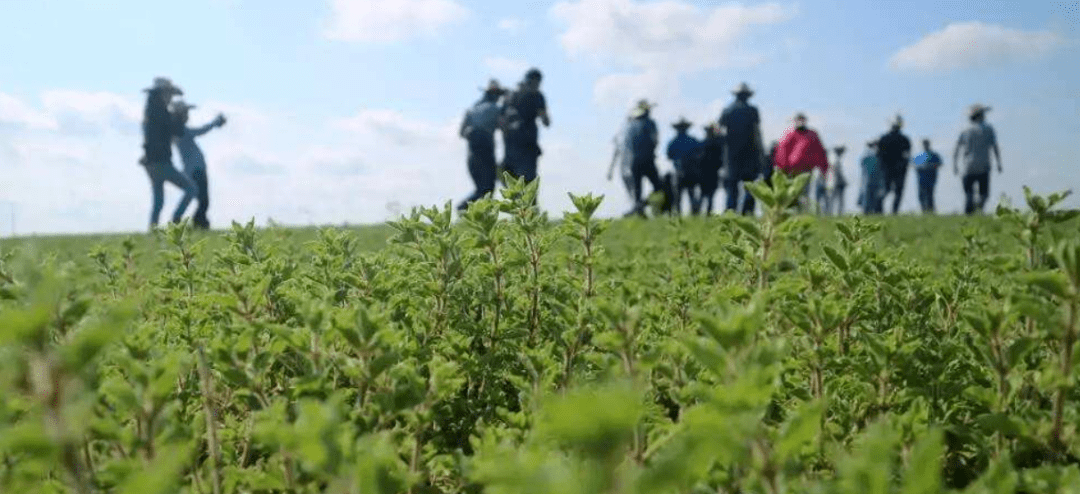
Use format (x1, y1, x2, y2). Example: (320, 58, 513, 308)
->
(858, 140, 885, 214)
(912, 138, 943, 214)
(696, 123, 725, 215)
(608, 100, 660, 217)
(458, 80, 506, 210)
(169, 100, 226, 230)
(666, 117, 703, 214)
(719, 82, 764, 216)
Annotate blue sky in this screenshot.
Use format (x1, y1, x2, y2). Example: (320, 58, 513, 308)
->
(0, 0, 1077, 234)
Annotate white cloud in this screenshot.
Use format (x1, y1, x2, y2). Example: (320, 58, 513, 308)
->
(593, 70, 679, 109)
(483, 56, 530, 83)
(890, 21, 1064, 72)
(497, 17, 527, 33)
(550, 0, 793, 72)
(323, 0, 469, 43)
(0, 91, 140, 133)
(0, 93, 58, 130)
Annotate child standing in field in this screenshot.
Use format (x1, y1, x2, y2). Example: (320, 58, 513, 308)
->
(170, 101, 226, 230)
(912, 139, 943, 213)
(859, 141, 884, 214)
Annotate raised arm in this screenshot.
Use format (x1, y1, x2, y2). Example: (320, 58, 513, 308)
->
(953, 133, 964, 176)
(990, 127, 1002, 173)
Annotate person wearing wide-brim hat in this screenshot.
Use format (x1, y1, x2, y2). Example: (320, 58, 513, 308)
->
(613, 98, 662, 217)
(876, 113, 912, 215)
(629, 99, 655, 118)
(458, 79, 508, 210)
(719, 82, 764, 216)
(666, 116, 705, 214)
(169, 99, 227, 230)
(954, 103, 1002, 215)
(140, 76, 197, 229)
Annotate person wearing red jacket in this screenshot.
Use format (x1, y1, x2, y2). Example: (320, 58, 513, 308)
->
(774, 113, 828, 210)
(774, 113, 829, 176)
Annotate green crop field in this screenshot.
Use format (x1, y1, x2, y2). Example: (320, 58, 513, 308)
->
(2, 175, 1080, 494)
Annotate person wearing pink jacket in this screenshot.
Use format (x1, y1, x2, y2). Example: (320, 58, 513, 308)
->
(774, 113, 828, 210)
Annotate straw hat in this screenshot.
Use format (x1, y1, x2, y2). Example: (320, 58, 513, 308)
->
(793, 112, 808, 121)
(629, 99, 655, 118)
(480, 79, 506, 95)
(144, 77, 183, 95)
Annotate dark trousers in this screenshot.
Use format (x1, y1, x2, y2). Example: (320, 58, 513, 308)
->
(962, 173, 990, 215)
(459, 142, 496, 209)
(883, 164, 907, 214)
(725, 179, 756, 215)
(191, 168, 210, 229)
(629, 159, 662, 215)
(145, 161, 197, 227)
(502, 140, 539, 183)
(917, 181, 936, 214)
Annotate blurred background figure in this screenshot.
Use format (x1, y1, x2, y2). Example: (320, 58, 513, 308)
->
(829, 145, 848, 215)
(859, 140, 884, 214)
(877, 114, 912, 215)
(696, 123, 725, 215)
(667, 117, 703, 214)
(140, 77, 196, 229)
(954, 104, 1002, 215)
(499, 68, 549, 185)
(617, 100, 660, 217)
(912, 139, 943, 214)
(720, 82, 764, 216)
(458, 79, 506, 210)
(171, 100, 226, 230)
(774, 112, 828, 211)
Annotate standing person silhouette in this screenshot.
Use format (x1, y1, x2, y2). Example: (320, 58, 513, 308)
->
(610, 100, 660, 217)
(139, 77, 197, 228)
(458, 80, 506, 210)
(666, 117, 703, 214)
(877, 115, 912, 214)
(719, 82, 764, 215)
(500, 68, 549, 184)
(170, 101, 226, 229)
(774, 113, 828, 211)
(954, 104, 1002, 214)
(912, 139, 943, 214)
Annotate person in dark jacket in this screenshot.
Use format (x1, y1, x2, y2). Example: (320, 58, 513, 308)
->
(877, 115, 912, 215)
(719, 82, 764, 216)
(696, 123, 725, 215)
(666, 117, 703, 214)
(458, 80, 506, 210)
(499, 68, 549, 184)
(139, 77, 197, 228)
(170, 101, 226, 230)
(621, 99, 661, 217)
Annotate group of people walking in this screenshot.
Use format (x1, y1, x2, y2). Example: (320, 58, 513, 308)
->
(457, 68, 550, 209)
(857, 104, 1002, 216)
(139, 77, 226, 229)
(582, 82, 1005, 218)
(137, 72, 1004, 230)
